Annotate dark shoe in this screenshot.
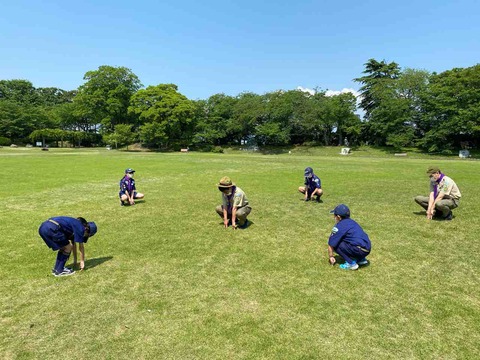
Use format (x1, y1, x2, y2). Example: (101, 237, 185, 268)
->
(53, 268, 75, 277)
(238, 220, 249, 229)
(444, 211, 453, 221)
(304, 198, 310, 202)
(120, 201, 125, 206)
(315, 196, 322, 203)
(358, 258, 369, 266)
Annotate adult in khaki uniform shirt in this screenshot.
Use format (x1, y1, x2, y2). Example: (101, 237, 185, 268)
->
(215, 176, 251, 229)
(414, 166, 461, 220)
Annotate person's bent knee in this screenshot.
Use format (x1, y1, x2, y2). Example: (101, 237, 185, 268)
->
(298, 187, 306, 193)
(135, 193, 144, 199)
(61, 243, 73, 253)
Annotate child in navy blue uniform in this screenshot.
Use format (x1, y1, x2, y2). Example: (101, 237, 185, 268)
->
(327, 204, 371, 270)
(299, 167, 323, 202)
(119, 168, 144, 206)
(38, 216, 97, 276)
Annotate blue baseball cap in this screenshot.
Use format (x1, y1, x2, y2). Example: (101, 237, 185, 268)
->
(330, 204, 351, 217)
(304, 167, 313, 176)
(88, 222, 97, 237)
(125, 168, 135, 173)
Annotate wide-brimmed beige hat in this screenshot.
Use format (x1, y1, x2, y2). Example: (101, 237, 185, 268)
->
(426, 166, 441, 175)
(217, 176, 235, 188)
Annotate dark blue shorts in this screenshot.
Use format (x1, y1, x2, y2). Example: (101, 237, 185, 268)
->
(38, 221, 69, 251)
(336, 241, 370, 263)
(119, 191, 138, 198)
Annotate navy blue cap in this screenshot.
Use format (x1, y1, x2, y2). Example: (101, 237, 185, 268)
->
(330, 204, 351, 217)
(125, 168, 135, 173)
(88, 222, 97, 236)
(304, 167, 313, 176)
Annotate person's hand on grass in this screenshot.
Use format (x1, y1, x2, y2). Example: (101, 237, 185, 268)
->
(329, 256, 336, 265)
(224, 219, 229, 228)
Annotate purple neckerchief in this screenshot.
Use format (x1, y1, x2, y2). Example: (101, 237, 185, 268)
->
(226, 186, 236, 211)
(433, 173, 445, 198)
(122, 175, 134, 194)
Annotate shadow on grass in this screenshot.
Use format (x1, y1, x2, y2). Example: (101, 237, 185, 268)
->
(71, 256, 113, 271)
(217, 219, 254, 229)
(331, 255, 371, 269)
(412, 211, 456, 221)
(120, 199, 146, 207)
(299, 198, 324, 203)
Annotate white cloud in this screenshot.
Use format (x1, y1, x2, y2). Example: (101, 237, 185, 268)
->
(324, 88, 361, 98)
(297, 86, 361, 99)
(296, 86, 316, 95)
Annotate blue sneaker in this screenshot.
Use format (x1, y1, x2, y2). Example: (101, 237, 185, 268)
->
(53, 268, 75, 277)
(339, 261, 359, 270)
(357, 258, 368, 266)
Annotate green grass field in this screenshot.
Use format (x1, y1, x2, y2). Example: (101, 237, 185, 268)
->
(1, 147, 479, 359)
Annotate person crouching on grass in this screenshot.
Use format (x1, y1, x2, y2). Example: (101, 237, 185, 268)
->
(327, 204, 371, 270)
(215, 176, 251, 229)
(299, 167, 323, 202)
(38, 216, 97, 277)
(119, 168, 144, 206)
(414, 166, 461, 221)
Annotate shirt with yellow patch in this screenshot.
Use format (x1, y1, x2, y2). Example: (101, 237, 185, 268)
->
(430, 175, 461, 200)
(222, 187, 249, 209)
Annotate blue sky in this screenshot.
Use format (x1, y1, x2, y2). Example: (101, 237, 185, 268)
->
(1, 0, 479, 100)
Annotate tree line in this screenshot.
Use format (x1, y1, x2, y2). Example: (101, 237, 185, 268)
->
(1, 59, 479, 152)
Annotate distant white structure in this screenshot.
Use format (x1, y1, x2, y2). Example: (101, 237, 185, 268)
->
(459, 150, 470, 158)
(340, 148, 351, 155)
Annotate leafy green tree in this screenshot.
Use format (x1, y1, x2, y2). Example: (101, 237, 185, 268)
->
(129, 84, 196, 148)
(232, 92, 264, 145)
(103, 124, 136, 149)
(419, 64, 480, 152)
(354, 59, 401, 119)
(326, 92, 362, 146)
(35, 87, 76, 106)
(0, 80, 39, 105)
(193, 94, 236, 146)
(355, 59, 424, 146)
(0, 101, 51, 143)
(74, 66, 142, 133)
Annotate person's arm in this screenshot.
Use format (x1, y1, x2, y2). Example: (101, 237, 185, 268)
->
(426, 192, 435, 219)
(311, 179, 321, 199)
(72, 241, 78, 269)
(427, 192, 445, 219)
(79, 243, 85, 270)
(222, 207, 229, 228)
(231, 207, 237, 229)
(125, 189, 134, 205)
(328, 245, 336, 265)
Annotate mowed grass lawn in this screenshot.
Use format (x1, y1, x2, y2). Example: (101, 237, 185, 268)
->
(1, 147, 479, 359)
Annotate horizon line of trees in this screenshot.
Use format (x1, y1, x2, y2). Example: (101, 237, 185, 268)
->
(1, 59, 479, 153)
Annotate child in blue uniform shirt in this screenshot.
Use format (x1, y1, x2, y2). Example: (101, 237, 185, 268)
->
(327, 204, 371, 270)
(119, 168, 145, 206)
(38, 216, 97, 276)
(299, 167, 323, 202)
